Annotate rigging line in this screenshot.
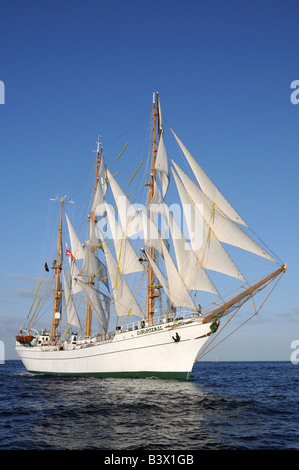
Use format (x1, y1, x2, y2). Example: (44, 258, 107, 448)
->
(125, 111, 152, 205)
(30, 280, 53, 326)
(197, 311, 256, 362)
(133, 270, 146, 300)
(254, 271, 285, 315)
(104, 108, 151, 151)
(195, 271, 285, 362)
(247, 225, 284, 265)
(27, 281, 42, 319)
(195, 296, 249, 363)
(210, 201, 282, 266)
(29, 298, 41, 325)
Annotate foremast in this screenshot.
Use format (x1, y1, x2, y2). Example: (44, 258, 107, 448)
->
(51, 196, 73, 339)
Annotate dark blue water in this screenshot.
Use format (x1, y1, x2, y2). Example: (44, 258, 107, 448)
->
(0, 360, 298, 450)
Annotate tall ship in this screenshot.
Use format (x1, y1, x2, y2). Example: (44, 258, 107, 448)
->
(16, 93, 286, 380)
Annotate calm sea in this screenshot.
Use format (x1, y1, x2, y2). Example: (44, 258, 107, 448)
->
(0, 360, 298, 452)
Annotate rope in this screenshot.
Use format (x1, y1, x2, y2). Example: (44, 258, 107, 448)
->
(194, 271, 285, 363)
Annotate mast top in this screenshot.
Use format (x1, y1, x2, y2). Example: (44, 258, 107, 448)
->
(92, 134, 103, 154)
(153, 91, 159, 104)
(50, 195, 74, 204)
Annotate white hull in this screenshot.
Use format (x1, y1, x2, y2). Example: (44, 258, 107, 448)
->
(16, 318, 214, 380)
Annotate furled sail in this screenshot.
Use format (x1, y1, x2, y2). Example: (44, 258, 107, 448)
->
(62, 269, 82, 330)
(172, 168, 245, 280)
(99, 231, 145, 319)
(172, 161, 275, 263)
(172, 129, 248, 226)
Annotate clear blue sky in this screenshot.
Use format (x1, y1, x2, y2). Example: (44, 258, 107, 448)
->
(0, 0, 298, 361)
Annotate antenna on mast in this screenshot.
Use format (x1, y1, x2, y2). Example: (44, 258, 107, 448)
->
(92, 134, 103, 155)
(50, 195, 74, 204)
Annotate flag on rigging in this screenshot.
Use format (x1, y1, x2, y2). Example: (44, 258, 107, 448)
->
(65, 243, 74, 261)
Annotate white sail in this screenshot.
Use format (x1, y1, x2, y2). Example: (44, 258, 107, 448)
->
(172, 129, 248, 226)
(105, 202, 144, 275)
(155, 134, 169, 199)
(68, 258, 82, 295)
(106, 168, 142, 238)
(62, 269, 82, 330)
(99, 232, 145, 319)
(141, 211, 163, 255)
(149, 179, 163, 208)
(78, 245, 109, 290)
(15, 93, 286, 383)
(172, 161, 275, 263)
(99, 154, 108, 196)
(91, 180, 106, 216)
(157, 93, 163, 134)
(161, 241, 197, 310)
(145, 251, 171, 299)
(162, 204, 218, 294)
(145, 245, 195, 311)
(65, 214, 85, 260)
(76, 279, 110, 333)
(172, 168, 245, 280)
(86, 217, 100, 247)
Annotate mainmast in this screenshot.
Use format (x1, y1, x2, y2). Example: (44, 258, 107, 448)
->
(147, 92, 159, 325)
(51, 195, 73, 339)
(86, 138, 102, 337)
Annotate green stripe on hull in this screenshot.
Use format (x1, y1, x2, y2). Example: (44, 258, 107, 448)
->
(28, 369, 191, 380)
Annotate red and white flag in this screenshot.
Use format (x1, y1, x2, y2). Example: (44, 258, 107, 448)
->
(65, 242, 74, 261)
